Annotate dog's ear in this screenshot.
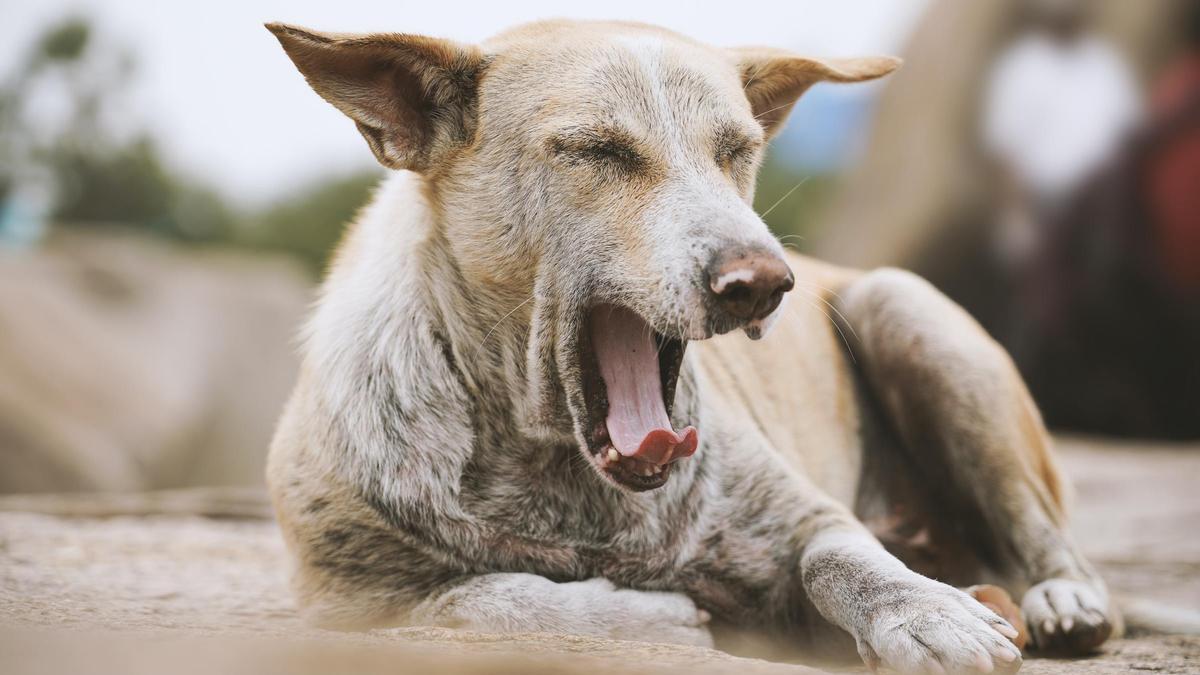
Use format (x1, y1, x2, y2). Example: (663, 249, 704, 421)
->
(731, 48, 900, 138)
(266, 23, 486, 172)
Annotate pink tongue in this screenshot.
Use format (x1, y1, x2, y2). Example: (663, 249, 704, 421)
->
(591, 306, 698, 465)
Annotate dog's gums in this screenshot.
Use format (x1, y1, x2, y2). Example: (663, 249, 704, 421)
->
(582, 304, 695, 490)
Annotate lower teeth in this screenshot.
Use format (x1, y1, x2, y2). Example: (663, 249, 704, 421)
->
(598, 451, 668, 479)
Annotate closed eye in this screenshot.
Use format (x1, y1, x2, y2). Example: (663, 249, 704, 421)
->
(714, 126, 763, 177)
(583, 139, 645, 167)
(716, 143, 751, 168)
(548, 127, 649, 175)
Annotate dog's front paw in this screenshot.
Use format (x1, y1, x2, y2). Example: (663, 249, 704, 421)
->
(1021, 579, 1111, 654)
(599, 582, 714, 647)
(573, 578, 713, 648)
(857, 579, 1023, 674)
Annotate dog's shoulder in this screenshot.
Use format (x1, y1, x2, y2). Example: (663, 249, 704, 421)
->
(688, 253, 865, 491)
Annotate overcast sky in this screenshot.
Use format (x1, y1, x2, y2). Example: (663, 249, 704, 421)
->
(3, 0, 929, 204)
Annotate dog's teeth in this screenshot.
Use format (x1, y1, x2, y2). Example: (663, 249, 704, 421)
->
(642, 466, 654, 477)
(607, 448, 619, 463)
(652, 465, 663, 475)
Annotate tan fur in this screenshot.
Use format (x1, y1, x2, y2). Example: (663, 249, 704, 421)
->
(264, 19, 1120, 672)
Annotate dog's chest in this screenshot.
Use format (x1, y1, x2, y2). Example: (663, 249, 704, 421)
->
(458, 449, 692, 570)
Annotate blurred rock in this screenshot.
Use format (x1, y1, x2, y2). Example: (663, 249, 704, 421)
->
(0, 227, 310, 493)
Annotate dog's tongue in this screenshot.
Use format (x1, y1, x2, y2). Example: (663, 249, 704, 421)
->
(591, 306, 698, 465)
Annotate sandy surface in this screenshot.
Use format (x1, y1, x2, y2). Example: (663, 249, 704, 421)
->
(1, 437, 1197, 674)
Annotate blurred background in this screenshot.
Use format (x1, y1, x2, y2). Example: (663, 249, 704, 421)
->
(2, 0, 1197, 494)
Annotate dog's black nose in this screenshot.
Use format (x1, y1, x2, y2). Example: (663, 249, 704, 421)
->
(707, 247, 794, 321)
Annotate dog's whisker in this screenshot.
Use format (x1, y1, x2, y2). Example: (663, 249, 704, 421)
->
(789, 297, 857, 365)
(807, 282, 851, 304)
(742, 59, 766, 93)
(479, 295, 535, 352)
(758, 177, 810, 219)
(753, 99, 799, 121)
(795, 284, 860, 344)
(805, 282, 855, 316)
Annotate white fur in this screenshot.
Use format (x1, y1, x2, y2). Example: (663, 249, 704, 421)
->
(711, 268, 756, 293)
(410, 574, 713, 647)
(265, 22, 1115, 674)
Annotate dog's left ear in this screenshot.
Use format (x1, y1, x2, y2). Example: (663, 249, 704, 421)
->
(730, 48, 901, 138)
(266, 22, 486, 172)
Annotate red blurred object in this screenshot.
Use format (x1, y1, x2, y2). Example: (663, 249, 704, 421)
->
(1146, 54, 1200, 297)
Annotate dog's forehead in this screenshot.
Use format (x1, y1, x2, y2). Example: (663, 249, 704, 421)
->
(601, 34, 735, 102)
(481, 22, 751, 129)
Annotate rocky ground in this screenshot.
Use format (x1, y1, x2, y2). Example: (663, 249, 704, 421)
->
(1, 437, 1197, 674)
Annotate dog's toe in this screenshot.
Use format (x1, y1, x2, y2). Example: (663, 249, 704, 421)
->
(863, 583, 1023, 674)
(604, 587, 715, 648)
(871, 614, 1022, 674)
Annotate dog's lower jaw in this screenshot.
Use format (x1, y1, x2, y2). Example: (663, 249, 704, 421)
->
(515, 285, 578, 441)
(587, 438, 675, 491)
(580, 314, 694, 492)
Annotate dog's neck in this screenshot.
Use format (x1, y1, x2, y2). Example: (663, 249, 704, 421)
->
(308, 173, 563, 454)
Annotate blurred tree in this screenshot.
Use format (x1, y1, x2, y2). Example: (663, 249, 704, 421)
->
(34, 17, 90, 64)
(1, 16, 382, 270)
(47, 137, 237, 241)
(1, 16, 236, 243)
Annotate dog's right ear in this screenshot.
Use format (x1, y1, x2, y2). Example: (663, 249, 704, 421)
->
(266, 23, 486, 172)
(731, 48, 900, 139)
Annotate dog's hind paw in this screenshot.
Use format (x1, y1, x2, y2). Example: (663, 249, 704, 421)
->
(965, 585, 1028, 650)
(1021, 579, 1112, 654)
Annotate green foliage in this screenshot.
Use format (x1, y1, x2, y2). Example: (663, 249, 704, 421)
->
(48, 137, 235, 241)
(241, 170, 381, 273)
(4, 16, 237, 244)
(752, 148, 837, 253)
(35, 18, 90, 64)
(1, 16, 373, 274)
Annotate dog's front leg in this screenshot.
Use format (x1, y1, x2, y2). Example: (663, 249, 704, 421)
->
(409, 573, 713, 647)
(802, 527, 1023, 674)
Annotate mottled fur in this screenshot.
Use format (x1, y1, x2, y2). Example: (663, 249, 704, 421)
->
(266, 19, 1115, 673)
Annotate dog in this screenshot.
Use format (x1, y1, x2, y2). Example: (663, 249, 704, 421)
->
(265, 19, 1119, 673)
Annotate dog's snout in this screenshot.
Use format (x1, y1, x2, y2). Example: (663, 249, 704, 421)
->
(706, 248, 794, 321)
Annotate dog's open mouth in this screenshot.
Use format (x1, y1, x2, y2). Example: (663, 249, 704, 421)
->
(581, 304, 698, 491)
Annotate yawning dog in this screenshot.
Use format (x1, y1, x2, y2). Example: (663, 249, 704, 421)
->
(265, 19, 1120, 673)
